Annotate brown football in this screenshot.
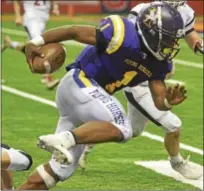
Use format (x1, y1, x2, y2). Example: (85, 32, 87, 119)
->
(32, 43, 66, 74)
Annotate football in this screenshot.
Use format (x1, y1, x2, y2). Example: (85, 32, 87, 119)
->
(32, 43, 66, 74)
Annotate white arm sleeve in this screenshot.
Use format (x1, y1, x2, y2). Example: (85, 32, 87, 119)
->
(128, 3, 149, 24)
(178, 4, 195, 35)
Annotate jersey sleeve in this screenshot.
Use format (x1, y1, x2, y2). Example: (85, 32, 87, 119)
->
(148, 61, 172, 81)
(128, 3, 148, 23)
(96, 15, 125, 54)
(181, 4, 195, 35)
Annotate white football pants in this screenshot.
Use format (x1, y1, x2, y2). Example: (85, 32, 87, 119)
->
(49, 69, 132, 181)
(23, 11, 49, 39)
(124, 85, 182, 137)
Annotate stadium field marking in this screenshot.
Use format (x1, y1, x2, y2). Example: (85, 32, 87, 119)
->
(135, 160, 203, 189)
(2, 84, 203, 156)
(2, 85, 57, 108)
(2, 27, 203, 69)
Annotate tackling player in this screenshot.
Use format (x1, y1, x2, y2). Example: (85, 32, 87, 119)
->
(124, 0, 203, 180)
(79, 0, 204, 179)
(1, 143, 32, 190)
(1, 0, 60, 89)
(17, 3, 190, 190)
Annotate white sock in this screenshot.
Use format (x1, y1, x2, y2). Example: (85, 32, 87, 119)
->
(170, 153, 183, 163)
(11, 41, 20, 49)
(60, 131, 76, 148)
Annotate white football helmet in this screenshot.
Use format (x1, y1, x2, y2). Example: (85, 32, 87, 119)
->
(157, 0, 187, 8)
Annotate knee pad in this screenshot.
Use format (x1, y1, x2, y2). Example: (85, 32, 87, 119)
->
(112, 119, 133, 142)
(37, 165, 56, 189)
(6, 148, 33, 171)
(159, 112, 182, 133)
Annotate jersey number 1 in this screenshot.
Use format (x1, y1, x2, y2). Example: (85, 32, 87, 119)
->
(105, 71, 137, 93)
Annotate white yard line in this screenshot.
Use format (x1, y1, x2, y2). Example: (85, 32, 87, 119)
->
(135, 160, 203, 189)
(2, 85, 203, 156)
(2, 85, 57, 108)
(2, 27, 203, 68)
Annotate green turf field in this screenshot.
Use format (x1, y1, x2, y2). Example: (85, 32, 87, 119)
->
(1, 18, 203, 190)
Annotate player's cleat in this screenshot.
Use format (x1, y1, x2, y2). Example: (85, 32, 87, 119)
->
(45, 79, 60, 90)
(78, 144, 94, 170)
(37, 133, 73, 164)
(170, 155, 202, 180)
(1, 36, 12, 52)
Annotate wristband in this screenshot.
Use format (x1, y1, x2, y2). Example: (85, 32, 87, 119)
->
(30, 36, 45, 46)
(164, 98, 173, 109)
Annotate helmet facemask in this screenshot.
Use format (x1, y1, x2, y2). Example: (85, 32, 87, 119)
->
(137, 4, 185, 60)
(159, 0, 187, 8)
(155, 27, 183, 60)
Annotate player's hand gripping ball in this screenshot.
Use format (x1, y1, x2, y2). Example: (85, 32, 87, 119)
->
(25, 43, 66, 74)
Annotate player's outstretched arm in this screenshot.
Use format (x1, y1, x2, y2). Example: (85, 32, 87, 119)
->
(149, 80, 187, 111)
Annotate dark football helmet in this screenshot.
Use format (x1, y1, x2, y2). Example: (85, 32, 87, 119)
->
(156, 0, 187, 8)
(136, 2, 185, 60)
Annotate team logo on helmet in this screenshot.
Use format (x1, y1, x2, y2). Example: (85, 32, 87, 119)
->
(143, 8, 158, 28)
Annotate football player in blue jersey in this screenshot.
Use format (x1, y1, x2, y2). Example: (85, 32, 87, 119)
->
(18, 3, 190, 190)
(79, 0, 203, 179)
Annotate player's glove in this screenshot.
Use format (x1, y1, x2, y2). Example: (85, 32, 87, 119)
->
(194, 40, 204, 55)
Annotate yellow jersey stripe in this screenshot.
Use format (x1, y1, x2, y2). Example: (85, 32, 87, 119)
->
(78, 71, 92, 87)
(106, 15, 125, 54)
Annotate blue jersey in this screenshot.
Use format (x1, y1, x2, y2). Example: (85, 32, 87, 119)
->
(66, 15, 171, 94)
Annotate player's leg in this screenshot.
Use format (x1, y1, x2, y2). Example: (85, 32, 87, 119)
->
(125, 86, 182, 155)
(18, 70, 89, 189)
(78, 98, 148, 170)
(126, 101, 149, 137)
(18, 70, 99, 189)
(17, 115, 85, 190)
(1, 170, 13, 190)
(1, 36, 25, 53)
(18, 69, 132, 189)
(78, 144, 94, 169)
(38, 69, 132, 163)
(124, 86, 202, 179)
